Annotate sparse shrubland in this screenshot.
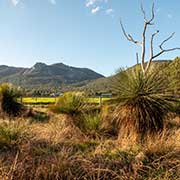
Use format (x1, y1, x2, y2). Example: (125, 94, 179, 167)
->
(0, 0, 180, 177)
(0, 59, 179, 179)
(0, 111, 179, 179)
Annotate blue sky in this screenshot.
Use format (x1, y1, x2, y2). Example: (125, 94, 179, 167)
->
(0, 0, 180, 76)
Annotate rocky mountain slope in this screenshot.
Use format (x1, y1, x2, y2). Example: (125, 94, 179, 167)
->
(0, 62, 104, 89)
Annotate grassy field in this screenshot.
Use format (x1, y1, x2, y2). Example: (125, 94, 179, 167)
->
(22, 97, 57, 104)
(22, 97, 111, 104)
(0, 107, 179, 179)
(1, 84, 179, 179)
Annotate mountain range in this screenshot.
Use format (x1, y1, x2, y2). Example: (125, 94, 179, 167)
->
(0, 58, 179, 94)
(0, 62, 104, 89)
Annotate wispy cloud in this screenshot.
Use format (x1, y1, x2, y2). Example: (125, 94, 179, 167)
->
(86, 0, 112, 15)
(91, 6, 100, 14)
(10, 0, 57, 6)
(86, 0, 96, 7)
(86, 0, 109, 7)
(105, 8, 113, 15)
(11, 0, 20, 6)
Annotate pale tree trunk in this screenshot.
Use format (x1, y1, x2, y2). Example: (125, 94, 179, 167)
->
(120, 3, 180, 74)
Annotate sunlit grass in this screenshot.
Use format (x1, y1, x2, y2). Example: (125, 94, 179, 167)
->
(22, 97, 111, 104)
(22, 97, 57, 104)
(87, 97, 111, 104)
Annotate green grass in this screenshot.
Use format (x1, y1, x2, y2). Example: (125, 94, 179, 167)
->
(87, 97, 111, 104)
(22, 97, 111, 105)
(22, 97, 57, 104)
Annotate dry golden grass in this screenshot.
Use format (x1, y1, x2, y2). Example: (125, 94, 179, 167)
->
(0, 107, 179, 180)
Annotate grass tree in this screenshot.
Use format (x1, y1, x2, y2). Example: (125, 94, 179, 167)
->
(112, 68, 176, 136)
(0, 84, 23, 116)
(113, 3, 180, 137)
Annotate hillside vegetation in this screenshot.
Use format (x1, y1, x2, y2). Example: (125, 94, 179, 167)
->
(0, 59, 179, 179)
(79, 58, 179, 96)
(0, 62, 104, 90)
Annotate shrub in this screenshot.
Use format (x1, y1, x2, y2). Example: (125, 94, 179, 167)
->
(75, 111, 101, 133)
(112, 68, 176, 137)
(0, 84, 23, 116)
(0, 121, 27, 145)
(29, 111, 50, 123)
(50, 92, 86, 116)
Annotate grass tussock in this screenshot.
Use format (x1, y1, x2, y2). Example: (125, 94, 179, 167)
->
(49, 92, 86, 116)
(0, 83, 24, 117)
(112, 69, 177, 137)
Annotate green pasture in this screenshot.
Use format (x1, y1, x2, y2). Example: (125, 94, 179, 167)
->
(22, 97, 57, 104)
(22, 97, 111, 105)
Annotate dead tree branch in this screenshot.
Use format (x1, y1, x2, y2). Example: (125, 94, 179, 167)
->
(145, 32, 180, 72)
(120, 2, 180, 74)
(136, 52, 139, 64)
(152, 32, 180, 59)
(120, 19, 142, 45)
(141, 3, 155, 72)
(141, 2, 155, 24)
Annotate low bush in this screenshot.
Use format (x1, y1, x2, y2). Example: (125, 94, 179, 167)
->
(29, 111, 50, 123)
(0, 121, 28, 148)
(0, 84, 23, 116)
(49, 92, 86, 116)
(75, 111, 101, 134)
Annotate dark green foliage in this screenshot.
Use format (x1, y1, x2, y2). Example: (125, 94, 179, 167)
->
(29, 111, 50, 123)
(164, 57, 180, 95)
(112, 68, 177, 136)
(0, 84, 23, 116)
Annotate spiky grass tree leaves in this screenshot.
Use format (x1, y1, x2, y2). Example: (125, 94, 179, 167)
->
(112, 68, 177, 136)
(0, 84, 23, 116)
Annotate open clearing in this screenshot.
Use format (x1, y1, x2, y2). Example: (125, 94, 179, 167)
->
(22, 97, 111, 104)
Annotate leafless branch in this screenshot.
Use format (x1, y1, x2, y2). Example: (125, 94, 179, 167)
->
(159, 32, 175, 50)
(152, 47, 180, 60)
(136, 52, 139, 64)
(141, 2, 155, 24)
(152, 32, 180, 59)
(141, 3, 155, 73)
(145, 32, 180, 73)
(141, 3, 148, 22)
(120, 19, 141, 45)
(144, 30, 160, 73)
(150, 30, 159, 59)
(120, 2, 180, 74)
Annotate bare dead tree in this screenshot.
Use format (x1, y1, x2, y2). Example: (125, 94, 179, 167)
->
(120, 2, 180, 74)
